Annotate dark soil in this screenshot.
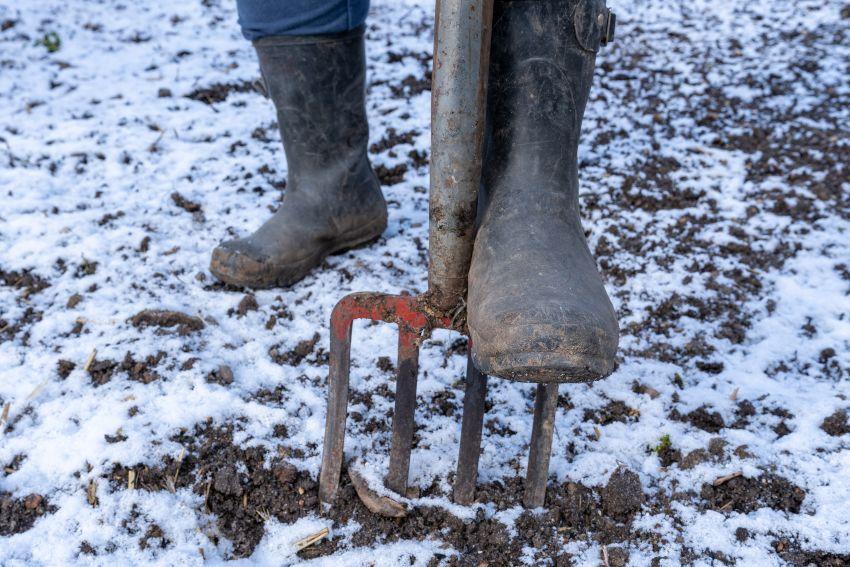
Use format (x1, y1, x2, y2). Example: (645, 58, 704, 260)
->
(107, 424, 651, 563)
(671, 406, 726, 433)
(206, 365, 234, 386)
(0, 267, 49, 297)
(773, 537, 850, 567)
(583, 400, 639, 425)
(234, 294, 258, 317)
(56, 359, 76, 379)
(821, 409, 850, 437)
(88, 356, 118, 386)
(170, 192, 204, 222)
(268, 333, 322, 366)
(369, 128, 419, 154)
(374, 163, 408, 186)
(122, 351, 165, 384)
(600, 468, 644, 520)
(700, 473, 805, 514)
(185, 80, 257, 105)
(0, 493, 53, 536)
(129, 309, 205, 335)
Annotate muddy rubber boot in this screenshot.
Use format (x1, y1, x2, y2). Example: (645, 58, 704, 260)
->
(467, 0, 619, 382)
(210, 26, 387, 288)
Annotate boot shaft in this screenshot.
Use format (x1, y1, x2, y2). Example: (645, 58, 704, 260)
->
(485, 0, 610, 201)
(253, 26, 373, 196)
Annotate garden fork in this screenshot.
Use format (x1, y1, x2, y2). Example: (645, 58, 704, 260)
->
(318, 0, 559, 510)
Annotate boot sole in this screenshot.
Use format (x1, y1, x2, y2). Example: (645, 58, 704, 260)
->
(471, 349, 616, 384)
(209, 216, 386, 289)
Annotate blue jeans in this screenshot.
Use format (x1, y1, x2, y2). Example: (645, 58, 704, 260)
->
(237, 0, 370, 40)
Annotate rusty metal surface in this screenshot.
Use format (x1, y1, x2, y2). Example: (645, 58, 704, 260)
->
(385, 329, 420, 495)
(319, 290, 467, 507)
(453, 350, 488, 505)
(427, 0, 494, 310)
(523, 382, 560, 508)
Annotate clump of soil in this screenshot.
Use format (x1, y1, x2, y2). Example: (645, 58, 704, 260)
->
(185, 81, 257, 105)
(139, 523, 170, 550)
(373, 163, 408, 185)
(731, 399, 757, 428)
(129, 309, 205, 335)
(376, 356, 394, 373)
(56, 359, 76, 379)
(269, 333, 321, 366)
(170, 192, 204, 221)
(369, 128, 419, 154)
(0, 493, 53, 536)
(121, 351, 165, 384)
(206, 365, 234, 386)
(389, 73, 431, 98)
(584, 400, 640, 425)
(821, 409, 849, 437)
(88, 356, 118, 386)
(74, 258, 98, 278)
(0, 267, 49, 297)
(672, 405, 726, 433)
(680, 449, 711, 470)
(700, 473, 805, 514)
(234, 294, 258, 317)
(601, 467, 645, 520)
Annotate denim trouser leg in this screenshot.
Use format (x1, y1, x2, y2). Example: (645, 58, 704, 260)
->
(236, 0, 370, 40)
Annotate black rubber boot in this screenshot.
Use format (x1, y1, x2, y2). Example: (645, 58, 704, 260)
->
(468, 0, 619, 382)
(211, 26, 387, 288)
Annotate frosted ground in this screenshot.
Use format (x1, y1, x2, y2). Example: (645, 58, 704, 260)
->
(0, 0, 849, 565)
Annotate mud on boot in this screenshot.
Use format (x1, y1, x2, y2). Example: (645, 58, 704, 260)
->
(467, 0, 619, 382)
(210, 26, 387, 289)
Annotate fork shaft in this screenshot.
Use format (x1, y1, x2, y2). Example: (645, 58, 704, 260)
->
(428, 0, 494, 309)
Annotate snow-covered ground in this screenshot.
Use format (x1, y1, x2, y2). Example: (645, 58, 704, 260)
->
(1, 0, 848, 565)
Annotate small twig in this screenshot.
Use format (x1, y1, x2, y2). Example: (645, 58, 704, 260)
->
(171, 447, 186, 490)
(601, 545, 610, 567)
(83, 349, 98, 372)
(349, 468, 407, 518)
(0, 403, 10, 433)
(127, 469, 136, 490)
(203, 480, 212, 511)
(713, 470, 743, 486)
(729, 387, 739, 401)
(26, 378, 50, 401)
(147, 131, 165, 152)
(87, 479, 99, 507)
(293, 527, 329, 552)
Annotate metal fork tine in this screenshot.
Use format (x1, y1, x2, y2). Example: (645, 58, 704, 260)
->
(453, 351, 488, 505)
(385, 328, 420, 495)
(318, 311, 354, 506)
(523, 382, 559, 508)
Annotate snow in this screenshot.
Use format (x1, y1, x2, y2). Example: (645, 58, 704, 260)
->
(1, 0, 849, 564)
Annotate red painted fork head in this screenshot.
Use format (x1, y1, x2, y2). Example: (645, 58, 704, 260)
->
(329, 291, 464, 347)
(319, 291, 466, 505)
